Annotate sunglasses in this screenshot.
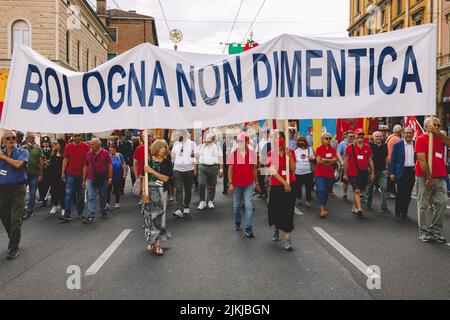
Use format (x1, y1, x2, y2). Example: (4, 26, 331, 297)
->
(4, 136, 16, 141)
(324, 137, 331, 140)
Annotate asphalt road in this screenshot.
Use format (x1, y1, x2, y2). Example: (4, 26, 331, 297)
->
(0, 178, 449, 300)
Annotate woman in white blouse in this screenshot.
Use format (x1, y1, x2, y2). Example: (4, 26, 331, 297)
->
(294, 136, 315, 208)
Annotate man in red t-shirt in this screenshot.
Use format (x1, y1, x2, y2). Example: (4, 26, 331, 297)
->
(415, 117, 448, 243)
(227, 134, 260, 237)
(82, 138, 113, 223)
(343, 129, 375, 216)
(61, 133, 90, 221)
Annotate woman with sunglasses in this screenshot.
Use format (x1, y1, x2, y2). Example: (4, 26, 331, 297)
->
(343, 129, 375, 216)
(314, 132, 338, 217)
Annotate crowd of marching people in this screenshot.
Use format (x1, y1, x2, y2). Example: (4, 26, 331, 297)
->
(1, 116, 449, 259)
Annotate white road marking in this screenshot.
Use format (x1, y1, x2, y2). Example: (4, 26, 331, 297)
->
(313, 227, 379, 279)
(295, 207, 304, 215)
(85, 229, 132, 276)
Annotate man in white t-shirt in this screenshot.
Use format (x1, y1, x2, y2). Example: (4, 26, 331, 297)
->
(195, 133, 223, 210)
(171, 130, 197, 218)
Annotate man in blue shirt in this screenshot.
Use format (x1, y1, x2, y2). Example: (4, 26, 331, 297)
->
(0, 130, 29, 260)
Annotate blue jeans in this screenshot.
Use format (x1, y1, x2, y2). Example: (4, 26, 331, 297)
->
(26, 175, 39, 213)
(445, 175, 450, 192)
(63, 174, 84, 217)
(87, 180, 107, 218)
(233, 184, 254, 232)
(316, 177, 334, 206)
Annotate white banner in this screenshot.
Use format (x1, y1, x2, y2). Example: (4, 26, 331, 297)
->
(1, 24, 436, 133)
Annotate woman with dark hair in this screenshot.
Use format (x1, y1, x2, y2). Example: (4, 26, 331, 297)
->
(49, 139, 66, 215)
(107, 143, 127, 209)
(294, 136, 315, 208)
(267, 138, 297, 251)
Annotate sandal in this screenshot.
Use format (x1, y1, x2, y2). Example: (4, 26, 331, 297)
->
(146, 244, 155, 253)
(155, 246, 164, 256)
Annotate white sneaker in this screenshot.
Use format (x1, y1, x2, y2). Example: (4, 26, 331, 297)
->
(61, 209, 65, 217)
(198, 201, 207, 210)
(115, 203, 120, 209)
(173, 209, 183, 218)
(183, 208, 190, 215)
(50, 206, 58, 214)
(207, 201, 215, 209)
(105, 203, 110, 211)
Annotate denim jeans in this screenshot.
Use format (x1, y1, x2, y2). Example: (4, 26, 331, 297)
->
(233, 184, 254, 232)
(363, 170, 388, 210)
(315, 177, 334, 206)
(26, 175, 39, 214)
(63, 174, 84, 217)
(87, 180, 108, 218)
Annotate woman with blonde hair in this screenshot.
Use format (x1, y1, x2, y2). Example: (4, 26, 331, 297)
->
(314, 132, 338, 217)
(142, 139, 173, 256)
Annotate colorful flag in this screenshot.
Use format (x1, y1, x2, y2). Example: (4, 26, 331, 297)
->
(228, 43, 243, 54)
(322, 119, 337, 139)
(0, 69, 8, 121)
(404, 116, 424, 140)
(336, 118, 364, 142)
(244, 41, 258, 51)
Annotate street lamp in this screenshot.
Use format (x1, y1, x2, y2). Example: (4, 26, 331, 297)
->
(169, 28, 183, 51)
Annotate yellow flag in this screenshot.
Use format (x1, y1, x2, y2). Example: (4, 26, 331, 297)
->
(0, 69, 9, 102)
(312, 119, 322, 150)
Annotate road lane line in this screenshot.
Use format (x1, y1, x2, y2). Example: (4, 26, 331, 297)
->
(295, 207, 304, 215)
(85, 229, 132, 276)
(313, 227, 379, 279)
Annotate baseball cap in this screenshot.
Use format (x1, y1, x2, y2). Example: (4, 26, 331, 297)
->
(354, 128, 364, 135)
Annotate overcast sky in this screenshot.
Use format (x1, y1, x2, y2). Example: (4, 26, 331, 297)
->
(100, 0, 350, 53)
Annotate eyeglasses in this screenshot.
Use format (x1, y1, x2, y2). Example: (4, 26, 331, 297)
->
(357, 134, 364, 137)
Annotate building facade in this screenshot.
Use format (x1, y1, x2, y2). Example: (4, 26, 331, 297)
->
(0, 0, 112, 71)
(438, 0, 450, 131)
(348, 0, 442, 127)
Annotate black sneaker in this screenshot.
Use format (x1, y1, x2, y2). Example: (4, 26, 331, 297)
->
(431, 231, 447, 244)
(83, 217, 95, 224)
(283, 240, 293, 251)
(59, 215, 72, 222)
(419, 232, 434, 242)
(245, 230, 254, 238)
(23, 211, 33, 219)
(6, 249, 19, 260)
(233, 225, 241, 231)
(77, 214, 85, 220)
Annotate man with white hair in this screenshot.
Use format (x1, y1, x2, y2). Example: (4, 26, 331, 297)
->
(415, 117, 448, 243)
(82, 138, 112, 224)
(196, 133, 223, 210)
(387, 124, 403, 162)
(0, 130, 29, 259)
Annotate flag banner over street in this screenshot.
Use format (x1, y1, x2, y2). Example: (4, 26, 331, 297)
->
(1, 24, 436, 133)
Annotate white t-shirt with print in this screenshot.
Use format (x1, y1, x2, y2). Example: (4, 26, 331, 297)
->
(295, 147, 314, 175)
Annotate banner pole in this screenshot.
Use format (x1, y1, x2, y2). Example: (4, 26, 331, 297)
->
(428, 115, 433, 176)
(285, 119, 290, 185)
(143, 129, 149, 203)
